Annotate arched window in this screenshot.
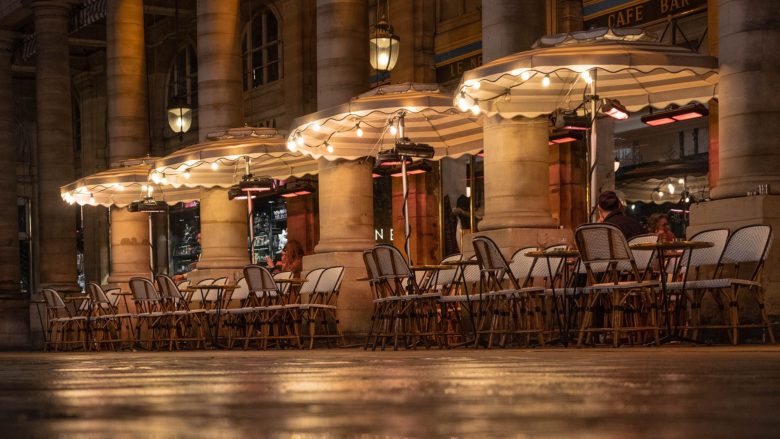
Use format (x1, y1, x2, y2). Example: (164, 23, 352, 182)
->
(242, 8, 281, 90)
(167, 45, 198, 108)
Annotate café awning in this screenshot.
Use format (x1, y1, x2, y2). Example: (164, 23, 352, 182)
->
(456, 28, 719, 119)
(289, 83, 483, 161)
(60, 157, 199, 207)
(153, 127, 319, 188)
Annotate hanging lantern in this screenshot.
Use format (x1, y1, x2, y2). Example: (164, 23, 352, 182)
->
(369, 16, 400, 73)
(167, 96, 192, 136)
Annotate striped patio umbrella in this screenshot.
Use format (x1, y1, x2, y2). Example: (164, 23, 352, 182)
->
(60, 157, 198, 208)
(288, 83, 483, 161)
(152, 127, 318, 188)
(455, 28, 719, 118)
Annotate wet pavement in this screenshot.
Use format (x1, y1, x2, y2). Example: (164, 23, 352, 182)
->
(1, 347, 779, 438)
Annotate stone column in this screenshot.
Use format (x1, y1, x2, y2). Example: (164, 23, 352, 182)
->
(480, 116, 555, 230)
(192, 0, 247, 279)
(32, 1, 78, 292)
(106, 0, 152, 283)
(690, 0, 780, 319)
(475, 0, 570, 255)
(709, 0, 780, 199)
(0, 31, 29, 349)
(482, 0, 546, 63)
(304, 0, 372, 338)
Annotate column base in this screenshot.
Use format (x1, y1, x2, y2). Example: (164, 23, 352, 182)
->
(689, 195, 780, 321)
(466, 227, 574, 259)
(303, 251, 372, 339)
(478, 213, 557, 231)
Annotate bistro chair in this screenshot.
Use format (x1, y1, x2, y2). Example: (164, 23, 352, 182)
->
(41, 289, 88, 351)
(672, 225, 773, 344)
(665, 228, 729, 340)
(87, 282, 134, 350)
(364, 249, 394, 350)
(129, 277, 171, 350)
(716, 225, 774, 344)
(300, 266, 344, 348)
(373, 244, 441, 350)
(472, 236, 546, 348)
(243, 265, 297, 349)
(156, 274, 207, 349)
(574, 224, 660, 347)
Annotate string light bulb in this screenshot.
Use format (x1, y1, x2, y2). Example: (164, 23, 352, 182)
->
(470, 102, 480, 116)
(183, 169, 191, 179)
(678, 178, 685, 185)
(581, 70, 593, 84)
(356, 123, 364, 137)
(89, 195, 96, 206)
(389, 123, 398, 136)
(287, 139, 297, 152)
(325, 142, 334, 154)
(296, 135, 304, 147)
(668, 183, 675, 194)
(521, 71, 531, 81)
(542, 75, 551, 87)
(312, 123, 321, 132)
(211, 162, 218, 171)
(457, 93, 470, 112)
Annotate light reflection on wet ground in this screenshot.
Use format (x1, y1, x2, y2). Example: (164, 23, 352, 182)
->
(1, 347, 779, 438)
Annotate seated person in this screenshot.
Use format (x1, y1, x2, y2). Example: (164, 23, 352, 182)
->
(265, 239, 304, 277)
(596, 191, 645, 239)
(647, 213, 677, 243)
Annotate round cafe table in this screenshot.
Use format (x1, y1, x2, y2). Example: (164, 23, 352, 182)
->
(630, 240, 713, 344)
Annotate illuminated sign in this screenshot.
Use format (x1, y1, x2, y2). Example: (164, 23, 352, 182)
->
(583, 0, 706, 29)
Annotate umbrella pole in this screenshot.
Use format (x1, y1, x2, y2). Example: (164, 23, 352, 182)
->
(398, 114, 412, 265)
(148, 212, 154, 278)
(401, 158, 411, 265)
(247, 194, 255, 264)
(588, 70, 598, 222)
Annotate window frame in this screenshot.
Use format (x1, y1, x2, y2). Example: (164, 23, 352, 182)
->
(166, 44, 198, 108)
(242, 7, 282, 90)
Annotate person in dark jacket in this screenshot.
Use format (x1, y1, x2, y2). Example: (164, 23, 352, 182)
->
(596, 191, 646, 239)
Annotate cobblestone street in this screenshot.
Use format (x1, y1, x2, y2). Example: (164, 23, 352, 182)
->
(0, 347, 779, 438)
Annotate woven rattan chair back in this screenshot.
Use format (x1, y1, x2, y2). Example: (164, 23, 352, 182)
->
(316, 266, 343, 294)
(229, 277, 251, 302)
(243, 265, 279, 299)
(363, 250, 385, 300)
(676, 229, 729, 281)
(435, 254, 462, 290)
(718, 225, 772, 281)
(298, 269, 323, 295)
(129, 277, 161, 314)
(42, 288, 70, 319)
(575, 223, 640, 284)
(473, 236, 520, 290)
(373, 244, 416, 296)
(625, 234, 658, 275)
(510, 247, 537, 286)
(87, 282, 112, 307)
(373, 244, 412, 279)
